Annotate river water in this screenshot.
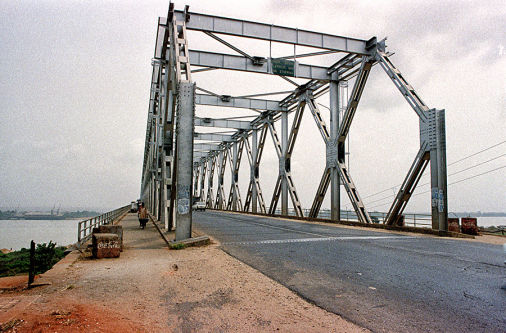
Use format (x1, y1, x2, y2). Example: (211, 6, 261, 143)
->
(1, 216, 505, 251)
(0, 219, 79, 251)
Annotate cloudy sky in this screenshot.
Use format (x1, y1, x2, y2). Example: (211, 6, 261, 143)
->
(0, 0, 504, 213)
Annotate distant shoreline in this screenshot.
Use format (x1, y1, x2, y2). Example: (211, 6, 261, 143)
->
(2, 217, 95, 221)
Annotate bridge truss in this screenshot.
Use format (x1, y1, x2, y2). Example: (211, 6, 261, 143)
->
(141, 3, 448, 240)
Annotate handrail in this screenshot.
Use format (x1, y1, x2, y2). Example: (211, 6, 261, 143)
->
(77, 205, 130, 244)
(269, 207, 432, 228)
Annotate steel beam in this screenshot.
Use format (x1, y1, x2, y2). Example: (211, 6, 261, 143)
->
(189, 50, 330, 80)
(338, 57, 373, 142)
(243, 124, 267, 213)
(196, 93, 285, 111)
(194, 143, 221, 151)
(329, 80, 340, 221)
(195, 132, 234, 142)
(215, 149, 228, 210)
(206, 156, 216, 208)
(281, 112, 288, 215)
(375, 51, 429, 121)
(267, 102, 304, 217)
(170, 12, 371, 55)
(193, 151, 212, 159)
(195, 117, 252, 130)
(385, 144, 429, 226)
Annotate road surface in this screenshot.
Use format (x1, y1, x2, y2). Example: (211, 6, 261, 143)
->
(194, 211, 505, 332)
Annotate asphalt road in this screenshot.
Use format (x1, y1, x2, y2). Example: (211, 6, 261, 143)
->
(193, 211, 505, 333)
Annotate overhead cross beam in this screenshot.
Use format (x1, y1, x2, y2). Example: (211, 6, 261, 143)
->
(194, 132, 234, 142)
(170, 12, 371, 55)
(195, 117, 252, 130)
(189, 50, 331, 81)
(196, 93, 285, 112)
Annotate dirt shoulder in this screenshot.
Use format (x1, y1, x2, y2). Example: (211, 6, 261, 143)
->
(0, 214, 366, 332)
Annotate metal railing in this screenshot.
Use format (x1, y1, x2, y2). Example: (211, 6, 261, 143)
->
(77, 205, 130, 243)
(271, 208, 432, 228)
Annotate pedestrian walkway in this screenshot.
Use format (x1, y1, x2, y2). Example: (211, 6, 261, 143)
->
(0, 212, 364, 332)
(119, 213, 167, 249)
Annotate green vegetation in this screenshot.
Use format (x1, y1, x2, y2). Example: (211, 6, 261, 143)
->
(62, 210, 101, 218)
(0, 241, 66, 277)
(0, 210, 16, 219)
(480, 225, 506, 236)
(169, 242, 187, 250)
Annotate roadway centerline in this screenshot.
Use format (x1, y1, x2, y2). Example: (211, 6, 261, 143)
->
(223, 235, 415, 245)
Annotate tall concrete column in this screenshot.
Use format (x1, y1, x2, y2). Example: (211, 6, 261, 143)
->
(175, 82, 195, 241)
(329, 80, 340, 221)
(281, 112, 288, 215)
(251, 130, 258, 213)
(430, 109, 448, 232)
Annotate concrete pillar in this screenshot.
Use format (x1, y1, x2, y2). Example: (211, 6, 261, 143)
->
(175, 82, 195, 241)
(330, 80, 340, 222)
(251, 130, 258, 213)
(281, 112, 288, 215)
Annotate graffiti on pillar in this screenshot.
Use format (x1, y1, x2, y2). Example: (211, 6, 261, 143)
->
(177, 185, 190, 215)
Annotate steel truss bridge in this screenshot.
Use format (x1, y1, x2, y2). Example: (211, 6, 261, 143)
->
(141, 3, 448, 241)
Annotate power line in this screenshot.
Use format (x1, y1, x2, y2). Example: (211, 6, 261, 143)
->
(412, 165, 506, 198)
(362, 186, 397, 200)
(416, 153, 505, 187)
(365, 193, 396, 205)
(448, 140, 505, 166)
(366, 154, 504, 205)
(362, 141, 505, 200)
(446, 164, 506, 186)
(366, 164, 506, 209)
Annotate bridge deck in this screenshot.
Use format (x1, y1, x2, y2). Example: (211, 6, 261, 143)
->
(194, 210, 505, 333)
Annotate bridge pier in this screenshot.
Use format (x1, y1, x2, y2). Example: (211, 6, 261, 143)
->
(175, 82, 195, 241)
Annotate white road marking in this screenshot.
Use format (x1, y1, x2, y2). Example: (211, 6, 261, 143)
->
(223, 236, 415, 245)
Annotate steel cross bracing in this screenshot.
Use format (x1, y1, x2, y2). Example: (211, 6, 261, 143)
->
(141, 4, 449, 238)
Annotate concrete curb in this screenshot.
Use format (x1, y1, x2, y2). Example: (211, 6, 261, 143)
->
(168, 236, 211, 249)
(208, 209, 476, 239)
(148, 213, 171, 247)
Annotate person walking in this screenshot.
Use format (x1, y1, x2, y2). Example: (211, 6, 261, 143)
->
(138, 202, 148, 229)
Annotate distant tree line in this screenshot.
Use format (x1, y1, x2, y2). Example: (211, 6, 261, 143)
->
(61, 210, 102, 218)
(0, 210, 16, 219)
(0, 210, 102, 219)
